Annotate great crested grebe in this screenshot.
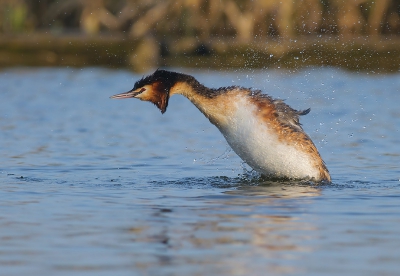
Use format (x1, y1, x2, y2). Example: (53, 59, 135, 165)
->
(111, 69, 331, 182)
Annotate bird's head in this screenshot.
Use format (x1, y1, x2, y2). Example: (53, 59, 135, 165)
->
(110, 69, 182, 113)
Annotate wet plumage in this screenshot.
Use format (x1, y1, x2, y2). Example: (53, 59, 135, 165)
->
(111, 69, 331, 182)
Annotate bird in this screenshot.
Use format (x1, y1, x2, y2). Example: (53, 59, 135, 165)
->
(111, 69, 331, 182)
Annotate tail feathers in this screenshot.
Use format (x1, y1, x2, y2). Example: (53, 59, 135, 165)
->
(298, 108, 311, 116)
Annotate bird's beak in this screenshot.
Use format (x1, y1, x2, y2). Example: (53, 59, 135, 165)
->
(110, 87, 145, 99)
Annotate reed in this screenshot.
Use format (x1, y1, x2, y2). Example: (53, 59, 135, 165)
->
(0, 0, 398, 39)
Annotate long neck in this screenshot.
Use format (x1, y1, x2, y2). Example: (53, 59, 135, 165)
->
(169, 75, 210, 98)
(170, 80, 212, 110)
(169, 79, 234, 128)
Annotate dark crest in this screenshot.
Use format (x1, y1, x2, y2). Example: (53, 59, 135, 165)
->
(133, 69, 182, 91)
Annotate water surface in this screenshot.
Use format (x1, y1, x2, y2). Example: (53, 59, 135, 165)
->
(1, 67, 400, 275)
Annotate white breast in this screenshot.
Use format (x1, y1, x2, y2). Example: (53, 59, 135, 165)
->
(217, 97, 319, 180)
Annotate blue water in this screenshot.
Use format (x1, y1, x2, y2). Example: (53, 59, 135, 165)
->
(1, 67, 400, 276)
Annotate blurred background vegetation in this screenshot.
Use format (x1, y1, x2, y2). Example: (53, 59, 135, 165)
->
(0, 0, 399, 71)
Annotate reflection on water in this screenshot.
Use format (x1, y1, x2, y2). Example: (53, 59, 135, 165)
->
(229, 182, 321, 198)
(1, 67, 400, 275)
(115, 181, 321, 275)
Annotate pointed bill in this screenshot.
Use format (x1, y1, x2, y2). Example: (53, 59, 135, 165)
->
(110, 88, 145, 99)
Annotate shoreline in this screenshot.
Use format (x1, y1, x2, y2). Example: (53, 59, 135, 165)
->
(0, 33, 399, 73)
